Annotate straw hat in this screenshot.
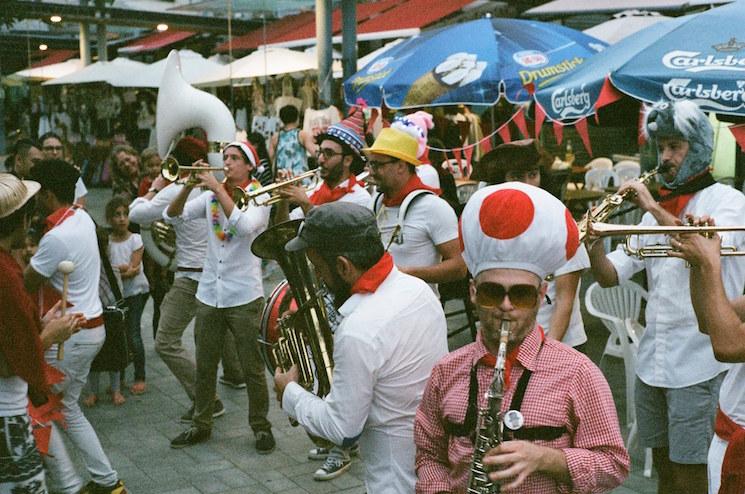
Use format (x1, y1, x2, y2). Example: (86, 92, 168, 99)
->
(363, 127, 422, 166)
(0, 173, 40, 219)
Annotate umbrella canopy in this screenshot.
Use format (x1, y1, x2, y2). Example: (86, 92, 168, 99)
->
(343, 18, 606, 109)
(42, 58, 147, 86)
(611, 0, 745, 116)
(13, 58, 85, 81)
(583, 10, 671, 45)
(534, 18, 680, 122)
(126, 49, 224, 87)
(193, 46, 321, 86)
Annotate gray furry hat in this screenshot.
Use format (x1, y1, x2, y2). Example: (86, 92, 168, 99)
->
(643, 100, 713, 189)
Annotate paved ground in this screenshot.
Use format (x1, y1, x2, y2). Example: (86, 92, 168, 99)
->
(64, 187, 657, 494)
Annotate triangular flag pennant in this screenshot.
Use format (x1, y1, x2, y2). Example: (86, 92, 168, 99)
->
(595, 77, 623, 110)
(534, 103, 546, 139)
(553, 121, 564, 146)
(730, 124, 745, 152)
(464, 146, 474, 177)
(514, 107, 530, 139)
(498, 122, 511, 144)
(576, 117, 593, 157)
(481, 135, 493, 154)
(453, 148, 463, 176)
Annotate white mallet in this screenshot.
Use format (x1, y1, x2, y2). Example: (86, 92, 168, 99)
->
(57, 260, 75, 360)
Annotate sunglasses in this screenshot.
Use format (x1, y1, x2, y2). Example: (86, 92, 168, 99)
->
(316, 148, 346, 160)
(475, 282, 539, 310)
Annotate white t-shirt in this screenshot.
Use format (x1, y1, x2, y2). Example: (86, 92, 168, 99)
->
(0, 377, 28, 417)
(372, 192, 459, 296)
(108, 233, 150, 298)
(31, 208, 102, 319)
(289, 178, 371, 220)
(537, 244, 590, 347)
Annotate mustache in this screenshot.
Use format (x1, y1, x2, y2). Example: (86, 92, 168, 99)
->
(658, 162, 674, 174)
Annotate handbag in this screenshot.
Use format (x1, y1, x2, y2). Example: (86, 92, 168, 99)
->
(91, 230, 131, 373)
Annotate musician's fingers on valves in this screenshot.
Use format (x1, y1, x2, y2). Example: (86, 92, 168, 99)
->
(669, 215, 723, 264)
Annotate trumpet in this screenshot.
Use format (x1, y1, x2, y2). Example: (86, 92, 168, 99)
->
(590, 221, 745, 257)
(233, 169, 320, 209)
(161, 158, 226, 183)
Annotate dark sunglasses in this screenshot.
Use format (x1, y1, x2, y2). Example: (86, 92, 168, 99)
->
(316, 148, 346, 160)
(475, 282, 539, 310)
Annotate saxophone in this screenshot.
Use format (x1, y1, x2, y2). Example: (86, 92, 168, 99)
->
(468, 319, 511, 494)
(577, 166, 660, 242)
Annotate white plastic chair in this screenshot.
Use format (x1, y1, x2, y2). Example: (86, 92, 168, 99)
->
(584, 168, 619, 191)
(614, 161, 641, 184)
(586, 157, 613, 170)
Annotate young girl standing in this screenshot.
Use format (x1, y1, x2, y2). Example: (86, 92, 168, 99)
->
(105, 195, 149, 396)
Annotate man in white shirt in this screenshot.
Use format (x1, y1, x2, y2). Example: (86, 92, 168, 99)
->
(39, 132, 87, 206)
(274, 202, 448, 493)
(165, 141, 275, 453)
(24, 160, 125, 494)
(588, 100, 745, 494)
(276, 107, 371, 222)
(129, 136, 234, 422)
(364, 127, 466, 296)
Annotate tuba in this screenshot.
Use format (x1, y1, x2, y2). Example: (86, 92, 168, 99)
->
(251, 220, 334, 399)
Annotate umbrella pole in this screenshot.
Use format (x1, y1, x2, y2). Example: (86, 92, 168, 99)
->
(227, 0, 235, 116)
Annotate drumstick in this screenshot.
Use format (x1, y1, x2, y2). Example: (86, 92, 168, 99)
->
(57, 260, 75, 360)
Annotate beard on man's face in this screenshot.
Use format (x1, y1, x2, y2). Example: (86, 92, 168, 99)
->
(323, 266, 352, 309)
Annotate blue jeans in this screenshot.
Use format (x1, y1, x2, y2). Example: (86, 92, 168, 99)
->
(125, 292, 148, 382)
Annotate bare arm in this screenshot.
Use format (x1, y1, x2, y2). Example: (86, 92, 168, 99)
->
(119, 246, 144, 279)
(548, 271, 582, 342)
(400, 239, 467, 284)
(587, 239, 619, 287)
(269, 133, 278, 162)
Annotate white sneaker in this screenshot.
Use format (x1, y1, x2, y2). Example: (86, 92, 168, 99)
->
(313, 457, 351, 481)
(308, 446, 331, 460)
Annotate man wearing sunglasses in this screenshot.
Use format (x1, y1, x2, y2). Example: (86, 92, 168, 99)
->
(363, 127, 466, 296)
(415, 183, 629, 493)
(276, 108, 371, 222)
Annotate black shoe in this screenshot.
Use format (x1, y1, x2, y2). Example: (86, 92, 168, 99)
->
(170, 427, 211, 449)
(212, 399, 225, 418)
(255, 430, 275, 454)
(179, 404, 195, 424)
(81, 479, 128, 494)
(219, 375, 247, 389)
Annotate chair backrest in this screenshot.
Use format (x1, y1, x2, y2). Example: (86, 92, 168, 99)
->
(584, 168, 619, 191)
(614, 161, 641, 184)
(584, 281, 648, 327)
(586, 157, 613, 170)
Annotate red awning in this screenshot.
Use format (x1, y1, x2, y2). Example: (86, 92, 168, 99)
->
(357, 0, 475, 34)
(120, 30, 196, 54)
(32, 49, 77, 68)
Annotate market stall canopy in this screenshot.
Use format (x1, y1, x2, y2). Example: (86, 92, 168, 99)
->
(13, 58, 85, 81)
(119, 30, 196, 54)
(343, 18, 606, 109)
(524, 0, 732, 17)
(192, 46, 322, 86)
(126, 49, 224, 87)
(583, 10, 671, 44)
(43, 58, 147, 86)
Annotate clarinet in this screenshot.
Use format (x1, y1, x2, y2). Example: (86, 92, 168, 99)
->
(468, 319, 511, 494)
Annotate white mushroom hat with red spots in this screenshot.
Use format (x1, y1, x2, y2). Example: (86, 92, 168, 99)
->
(460, 182, 579, 280)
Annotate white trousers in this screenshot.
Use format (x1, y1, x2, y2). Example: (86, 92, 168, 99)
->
(707, 435, 727, 494)
(43, 327, 118, 493)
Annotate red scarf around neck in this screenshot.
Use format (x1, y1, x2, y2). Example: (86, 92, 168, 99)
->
(350, 252, 394, 294)
(479, 327, 545, 388)
(715, 407, 745, 494)
(310, 175, 358, 206)
(657, 188, 696, 218)
(44, 205, 77, 233)
(383, 174, 441, 207)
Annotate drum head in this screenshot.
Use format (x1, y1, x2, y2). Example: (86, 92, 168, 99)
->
(258, 280, 298, 373)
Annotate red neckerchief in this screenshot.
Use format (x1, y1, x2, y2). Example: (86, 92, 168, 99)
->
(479, 326, 545, 388)
(350, 253, 394, 294)
(44, 205, 77, 233)
(657, 188, 695, 218)
(310, 175, 358, 206)
(138, 177, 153, 197)
(223, 178, 250, 195)
(0, 249, 48, 395)
(382, 174, 441, 207)
(715, 407, 745, 494)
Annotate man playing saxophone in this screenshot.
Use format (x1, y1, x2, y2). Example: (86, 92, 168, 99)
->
(415, 183, 628, 493)
(587, 100, 745, 494)
(273, 202, 448, 493)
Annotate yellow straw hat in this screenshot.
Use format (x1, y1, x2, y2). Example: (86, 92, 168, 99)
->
(0, 173, 40, 219)
(362, 128, 422, 166)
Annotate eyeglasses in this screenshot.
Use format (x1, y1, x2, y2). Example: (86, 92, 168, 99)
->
(475, 282, 539, 310)
(368, 158, 398, 170)
(316, 148, 346, 160)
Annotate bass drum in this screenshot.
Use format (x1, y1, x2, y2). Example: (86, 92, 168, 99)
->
(258, 280, 297, 374)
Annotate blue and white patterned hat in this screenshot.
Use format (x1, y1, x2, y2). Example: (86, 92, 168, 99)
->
(319, 106, 366, 158)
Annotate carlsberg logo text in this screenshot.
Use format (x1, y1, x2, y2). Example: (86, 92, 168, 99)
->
(662, 50, 745, 73)
(551, 87, 591, 118)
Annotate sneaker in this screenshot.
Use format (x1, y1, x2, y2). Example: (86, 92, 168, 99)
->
(219, 375, 247, 389)
(212, 399, 225, 418)
(255, 430, 275, 455)
(179, 404, 195, 424)
(308, 446, 331, 460)
(81, 479, 128, 494)
(170, 427, 211, 449)
(313, 457, 351, 481)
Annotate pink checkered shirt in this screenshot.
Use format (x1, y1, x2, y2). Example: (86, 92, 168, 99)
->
(414, 327, 629, 494)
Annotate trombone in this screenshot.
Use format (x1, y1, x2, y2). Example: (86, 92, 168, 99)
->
(233, 169, 319, 209)
(161, 157, 226, 183)
(590, 221, 745, 257)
